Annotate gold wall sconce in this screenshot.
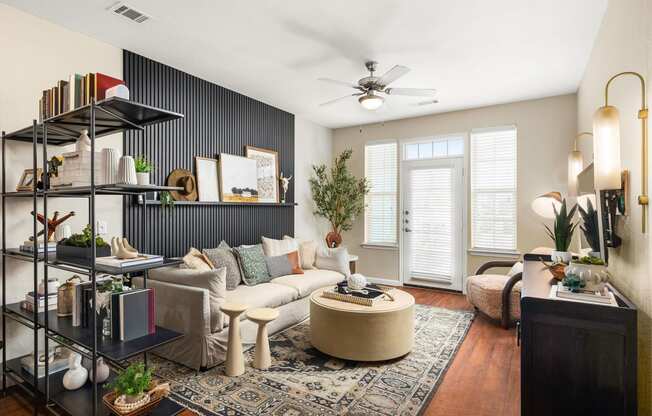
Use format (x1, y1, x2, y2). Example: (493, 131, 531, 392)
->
(568, 132, 592, 197)
(592, 71, 648, 233)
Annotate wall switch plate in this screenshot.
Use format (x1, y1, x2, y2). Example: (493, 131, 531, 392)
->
(97, 220, 108, 235)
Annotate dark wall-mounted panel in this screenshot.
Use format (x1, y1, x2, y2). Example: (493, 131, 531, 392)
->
(123, 51, 294, 257)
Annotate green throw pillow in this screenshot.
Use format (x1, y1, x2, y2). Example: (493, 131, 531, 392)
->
(233, 244, 270, 286)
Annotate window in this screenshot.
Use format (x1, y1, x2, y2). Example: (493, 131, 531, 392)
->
(364, 142, 398, 246)
(470, 126, 517, 253)
(404, 136, 464, 161)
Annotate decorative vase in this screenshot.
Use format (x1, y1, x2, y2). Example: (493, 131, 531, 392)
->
(347, 273, 368, 290)
(63, 353, 88, 390)
(57, 275, 81, 317)
(136, 172, 150, 186)
(89, 357, 110, 384)
(102, 148, 120, 185)
(55, 224, 72, 242)
(550, 250, 572, 264)
(75, 129, 92, 152)
(117, 156, 137, 185)
(325, 231, 342, 248)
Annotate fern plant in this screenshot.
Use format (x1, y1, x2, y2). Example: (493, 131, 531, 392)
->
(578, 198, 600, 253)
(109, 363, 152, 398)
(309, 149, 370, 237)
(544, 199, 578, 251)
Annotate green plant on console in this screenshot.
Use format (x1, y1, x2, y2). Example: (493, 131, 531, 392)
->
(134, 156, 154, 173)
(543, 199, 578, 251)
(577, 255, 606, 265)
(578, 198, 601, 253)
(109, 363, 152, 399)
(59, 225, 109, 248)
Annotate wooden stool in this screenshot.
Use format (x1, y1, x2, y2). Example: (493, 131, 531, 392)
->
(220, 303, 249, 376)
(246, 308, 279, 370)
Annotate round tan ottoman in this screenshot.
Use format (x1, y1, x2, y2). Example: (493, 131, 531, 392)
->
(309, 287, 415, 361)
(466, 274, 522, 321)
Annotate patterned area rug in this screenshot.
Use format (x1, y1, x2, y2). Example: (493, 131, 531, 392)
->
(146, 305, 474, 416)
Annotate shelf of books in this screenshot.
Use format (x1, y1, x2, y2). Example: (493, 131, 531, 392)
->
(4, 357, 184, 416)
(2, 80, 186, 416)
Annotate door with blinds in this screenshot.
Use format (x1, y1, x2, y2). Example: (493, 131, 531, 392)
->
(402, 158, 464, 290)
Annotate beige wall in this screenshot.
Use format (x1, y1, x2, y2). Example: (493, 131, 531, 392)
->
(576, 0, 652, 412)
(333, 94, 576, 283)
(0, 5, 122, 363)
(294, 117, 332, 242)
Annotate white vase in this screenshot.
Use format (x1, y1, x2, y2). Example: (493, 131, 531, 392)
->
(89, 357, 110, 384)
(136, 172, 150, 186)
(76, 129, 92, 152)
(551, 250, 572, 264)
(118, 156, 137, 185)
(102, 148, 120, 185)
(63, 353, 88, 390)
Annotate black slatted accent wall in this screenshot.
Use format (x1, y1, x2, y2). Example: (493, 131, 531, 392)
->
(123, 51, 294, 257)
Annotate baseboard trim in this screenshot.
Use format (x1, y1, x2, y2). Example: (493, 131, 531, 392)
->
(366, 276, 403, 287)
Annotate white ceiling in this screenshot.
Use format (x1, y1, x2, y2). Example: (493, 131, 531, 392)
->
(3, 0, 607, 128)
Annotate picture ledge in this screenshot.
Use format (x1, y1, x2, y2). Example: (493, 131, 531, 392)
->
(138, 199, 297, 207)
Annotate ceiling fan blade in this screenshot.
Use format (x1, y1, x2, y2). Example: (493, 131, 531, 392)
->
(377, 65, 410, 87)
(385, 87, 437, 97)
(412, 99, 440, 106)
(317, 77, 360, 89)
(319, 93, 362, 107)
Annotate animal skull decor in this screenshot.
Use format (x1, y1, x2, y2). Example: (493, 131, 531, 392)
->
(279, 172, 292, 203)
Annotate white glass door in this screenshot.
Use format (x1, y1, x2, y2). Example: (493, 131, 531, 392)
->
(402, 158, 464, 290)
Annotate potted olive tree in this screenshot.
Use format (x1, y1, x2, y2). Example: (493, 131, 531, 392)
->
(310, 149, 370, 248)
(544, 199, 578, 264)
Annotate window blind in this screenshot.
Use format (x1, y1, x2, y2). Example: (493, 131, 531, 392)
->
(470, 127, 517, 251)
(365, 142, 398, 245)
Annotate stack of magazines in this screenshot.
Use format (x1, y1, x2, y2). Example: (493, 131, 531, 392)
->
(549, 283, 617, 307)
(321, 283, 387, 306)
(21, 291, 57, 313)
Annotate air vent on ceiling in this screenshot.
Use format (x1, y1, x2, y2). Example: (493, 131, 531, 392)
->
(110, 2, 150, 23)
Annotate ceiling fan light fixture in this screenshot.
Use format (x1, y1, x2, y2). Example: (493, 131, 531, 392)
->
(358, 92, 384, 110)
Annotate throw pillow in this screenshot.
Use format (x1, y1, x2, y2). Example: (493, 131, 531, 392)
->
(265, 254, 293, 278)
(233, 244, 271, 286)
(148, 266, 227, 332)
(286, 251, 304, 274)
(183, 247, 214, 271)
(262, 236, 298, 257)
(507, 262, 523, 277)
(283, 236, 317, 269)
(203, 241, 242, 290)
(315, 246, 351, 277)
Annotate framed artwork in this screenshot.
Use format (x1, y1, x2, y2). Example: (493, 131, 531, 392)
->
(219, 153, 259, 203)
(245, 146, 279, 203)
(195, 157, 219, 202)
(16, 168, 42, 191)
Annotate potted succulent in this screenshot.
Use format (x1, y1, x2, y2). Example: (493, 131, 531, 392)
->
(108, 363, 152, 411)
(134, 156, 153, 186)
(543, 199, 577, 264)
(56, 225, 111, 262)
(578, 198, 601, 257)
(309, 149, 370, 247)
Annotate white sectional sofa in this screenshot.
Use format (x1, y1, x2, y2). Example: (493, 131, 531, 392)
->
(134, 268, 345, 370)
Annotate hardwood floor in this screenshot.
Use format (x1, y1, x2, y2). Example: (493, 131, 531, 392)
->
(0, 287, 519, 416)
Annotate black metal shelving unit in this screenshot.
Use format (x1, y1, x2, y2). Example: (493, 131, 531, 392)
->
(2, 97, 186, 416)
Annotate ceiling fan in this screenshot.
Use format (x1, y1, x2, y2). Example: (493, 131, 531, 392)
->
(318, 61, 438, 111)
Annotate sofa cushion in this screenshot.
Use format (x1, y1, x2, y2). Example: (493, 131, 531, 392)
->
(203, 241, 242, 290)
(262, 236, 298, 257)
(182, 247, 214, 271)
(283, 236, 317, 269)
(224, 282, 298, 310)
(271, 269, 345, 298)
(148, 266, 227, 332)
(265, 254, 293, 278)
(315, 246, 351, 277)
(233, 244, 271, 286)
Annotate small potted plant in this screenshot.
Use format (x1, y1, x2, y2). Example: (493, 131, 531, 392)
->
(56, 225, 111, 262)
(543, 199, 577, 264)
(108, 363, 152, 412)
(134, 156, 153, 186)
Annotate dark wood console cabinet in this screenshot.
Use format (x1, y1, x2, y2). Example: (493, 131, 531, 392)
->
(520, 254, 637, 415)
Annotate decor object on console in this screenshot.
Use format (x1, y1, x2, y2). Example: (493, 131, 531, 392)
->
(543, 199, 577, 264)
(57, 275, 82, 317)
(56, 225, 111, 262)
(220, 303, 249, 376)
(466, 260, 523, 328)
(134, 156, 153, 186)
(62, 352, 88, 390)
(166, 169, 197, 201)
(89, 357, 110, 383)
(279, 172, 292, 203)
(195, 157, 220, 202)
(593, 71, 648, 232)
(111, 237, 139, 259)
(30, 210, 76, 242)
(55, 224, 72, 242)
(310, 149, 370, 247)
(218, 153, 259, 202)
(246, 307, 279, 370)
(16, 168, 42, 191)
(346, 273, 367, 290)
(565, 257, 609, 292)
(245, 146, 279, 203)
(75, 129, 92, 152)
(118, 155, 138, 185)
